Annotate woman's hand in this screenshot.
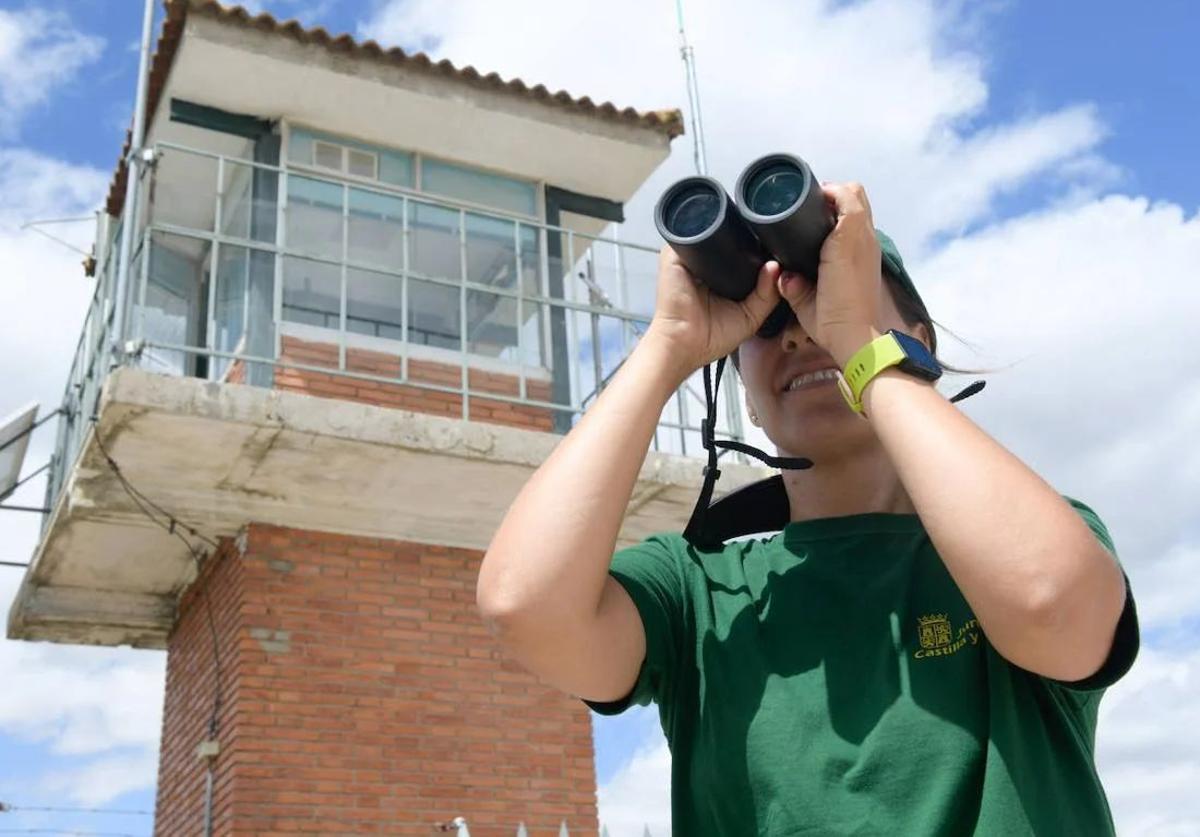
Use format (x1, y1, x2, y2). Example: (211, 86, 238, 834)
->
(775, 182, 886, 368)
(644, 246, 782, 377)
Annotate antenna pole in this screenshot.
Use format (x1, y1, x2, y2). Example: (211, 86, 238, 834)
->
(110, 0, 157, 362)
(674, 0, 709, 176)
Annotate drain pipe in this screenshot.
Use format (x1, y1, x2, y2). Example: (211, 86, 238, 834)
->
(110, 0, 156, 363)
(197, 738, 220, 836)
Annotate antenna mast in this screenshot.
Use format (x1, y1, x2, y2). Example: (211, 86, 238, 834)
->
(674, 0, 709, 176)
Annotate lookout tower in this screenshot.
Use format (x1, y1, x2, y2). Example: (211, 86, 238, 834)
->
(7, 1, 764, 833)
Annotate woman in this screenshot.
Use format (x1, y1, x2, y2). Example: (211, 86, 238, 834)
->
(477, 182, 1137, 835)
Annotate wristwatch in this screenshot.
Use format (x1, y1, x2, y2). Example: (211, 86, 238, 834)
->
(838, 329, 942, 414)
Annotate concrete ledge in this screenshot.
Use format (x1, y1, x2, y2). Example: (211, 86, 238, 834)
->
(8, 368, 770, 647)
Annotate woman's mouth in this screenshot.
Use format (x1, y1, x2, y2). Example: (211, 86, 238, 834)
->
(781, 368, 840, 394)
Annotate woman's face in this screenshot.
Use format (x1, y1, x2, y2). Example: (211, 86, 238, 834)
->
(737, 290, 929, 460)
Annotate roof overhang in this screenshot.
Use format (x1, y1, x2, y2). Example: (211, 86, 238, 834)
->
(109, 0, 683, 215)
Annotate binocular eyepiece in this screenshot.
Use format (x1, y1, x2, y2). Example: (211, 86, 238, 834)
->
(654, 154, 834, 338)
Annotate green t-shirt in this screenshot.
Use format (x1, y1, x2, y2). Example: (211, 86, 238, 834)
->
(589, 499, 1138, 836)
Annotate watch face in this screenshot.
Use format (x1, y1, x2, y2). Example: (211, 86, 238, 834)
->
(890, 329, 943, 381)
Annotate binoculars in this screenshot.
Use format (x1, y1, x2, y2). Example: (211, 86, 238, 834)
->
(654, 153, 834, 338)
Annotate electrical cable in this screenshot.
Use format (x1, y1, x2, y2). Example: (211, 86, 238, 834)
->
(89, 421, 223, 740)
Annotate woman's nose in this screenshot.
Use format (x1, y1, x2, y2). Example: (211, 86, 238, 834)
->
(780, 319, 814, 352)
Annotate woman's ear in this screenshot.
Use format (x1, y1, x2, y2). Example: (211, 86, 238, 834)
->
(745, 395, 761, 427)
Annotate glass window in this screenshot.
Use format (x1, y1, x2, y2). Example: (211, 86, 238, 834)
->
(215, 246, 247, 361)
(347, 267, 404, 340)
(142, 232, 208, 376)
(314, 141, 342, 170)
(466, 290, 518, 360)
(287, 127, 415, 188)
(521, 301, 546, 369)
(348, 188, 404, 270)
(409, 202, 461, 281)
(407, 278, 460, 350)
(151, 147, 218, 233)
(465, 213, 518, 288)
(221, 161, 277, 244)
(282, 256, 341, 329)
(422, 158, 536, 216)
(518, 223, 542, 297)
(348, 149, 378, 179)
(286, 176, 343, 260)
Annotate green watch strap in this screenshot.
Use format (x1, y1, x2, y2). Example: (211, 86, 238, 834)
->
(838, 332, 906, 413)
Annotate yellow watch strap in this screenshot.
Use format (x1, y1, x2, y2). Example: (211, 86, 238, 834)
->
(838, 332, 905, 413)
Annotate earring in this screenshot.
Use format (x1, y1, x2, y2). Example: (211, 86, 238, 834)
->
(748, 409, 760, 426)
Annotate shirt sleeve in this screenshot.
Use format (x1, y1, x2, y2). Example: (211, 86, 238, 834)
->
(584, 533, 691, 716)
(1050, 497, 1140, 693)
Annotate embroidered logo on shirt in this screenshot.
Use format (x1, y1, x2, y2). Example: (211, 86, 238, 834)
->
(915, 614, 980, 660)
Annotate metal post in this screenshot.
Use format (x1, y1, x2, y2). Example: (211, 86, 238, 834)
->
(110, 0, 157, 362)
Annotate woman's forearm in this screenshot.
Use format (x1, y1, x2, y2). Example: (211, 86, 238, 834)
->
(861, 369, 1127, 680)
(477, 329, 690, 635)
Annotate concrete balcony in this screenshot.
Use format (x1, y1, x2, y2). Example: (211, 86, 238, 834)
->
(8, 368, 766, 647)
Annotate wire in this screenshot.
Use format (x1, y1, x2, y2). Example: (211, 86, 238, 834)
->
(0, 805, 151, 816)
(0, 831, 145, 836)
(1, 462, 51, 502)
(0, 561, 30, 569)
(89, 422, 224, 738)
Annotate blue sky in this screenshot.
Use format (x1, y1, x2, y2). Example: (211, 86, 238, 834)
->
(1, 1, 1198, 835)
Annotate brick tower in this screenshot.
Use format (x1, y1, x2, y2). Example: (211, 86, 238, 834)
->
(7, 2, 762, 834)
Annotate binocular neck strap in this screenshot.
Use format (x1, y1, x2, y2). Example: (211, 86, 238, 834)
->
(683, 357, 813, 546)
(681, 356, 988, 548)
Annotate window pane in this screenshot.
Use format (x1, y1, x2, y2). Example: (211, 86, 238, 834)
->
(142, 232, 208, 375)
(151, 148, 217, 233)
(518, 224, 542, 297)
(379, 150, 414, 187)
(314, 141, 342, 170)
(287, 128, 313, 164)
(409, 202, 461, 281)
(286, 176, 343, 260)
(348, 188, 404, 270)
(465, 213, 518, 288)
(282, 256, 341, 329)
(407, 278, 460, 350)
(347, 267, 404, 340)
(521, 301, 546, 369)
(221, 161, 277, 243)
(215, 246, 247, 359)
(466, 290, 517, 359)
(422, 158, 536, 216)
(348, 149, 377, 179)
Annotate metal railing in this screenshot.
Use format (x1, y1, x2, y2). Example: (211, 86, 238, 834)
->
(44, 138, 746, 515)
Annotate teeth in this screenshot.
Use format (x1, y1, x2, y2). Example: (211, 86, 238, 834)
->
(786, 369, 839, 391)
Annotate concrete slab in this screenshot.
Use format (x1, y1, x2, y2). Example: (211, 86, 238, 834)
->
(8, 369, 770, 648)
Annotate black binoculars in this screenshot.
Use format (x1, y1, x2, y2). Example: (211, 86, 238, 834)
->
(654, 153, 834, 338)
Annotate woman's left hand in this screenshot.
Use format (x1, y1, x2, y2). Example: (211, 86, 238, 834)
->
(776, 181, 886, 368)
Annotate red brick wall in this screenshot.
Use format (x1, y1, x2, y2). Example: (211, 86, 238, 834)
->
(156, 525, 598, 836)
(275, 337, 556, 432)
(156, 538, 243, 836)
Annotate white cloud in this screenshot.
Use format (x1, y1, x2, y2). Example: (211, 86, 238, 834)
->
(1099, 645, 1200, 835)
(40, 749, 161, 807)
(0, 145, 163, 808)
(597, 733, 671, 837)
(0, 8, 105, 137)
(360, 0, 1105, 254)
(357, 0, 1199, 833)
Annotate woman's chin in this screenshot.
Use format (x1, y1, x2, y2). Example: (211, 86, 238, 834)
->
(765, 404, 874, 461)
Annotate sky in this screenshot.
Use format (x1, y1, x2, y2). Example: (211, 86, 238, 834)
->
(0, 0, 1197, 835)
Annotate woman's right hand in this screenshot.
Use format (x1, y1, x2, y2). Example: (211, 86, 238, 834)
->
(643, 247, 783, 376)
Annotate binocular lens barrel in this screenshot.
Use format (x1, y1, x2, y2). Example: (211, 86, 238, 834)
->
(654, 176, 769, 302)
(734, 154, 833, 283)
(742, 161, 808, 217)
